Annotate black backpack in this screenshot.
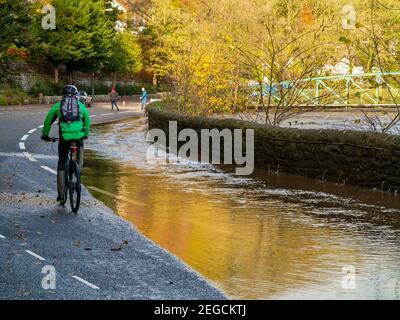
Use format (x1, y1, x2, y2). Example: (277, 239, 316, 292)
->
(60, 95, 81, 123)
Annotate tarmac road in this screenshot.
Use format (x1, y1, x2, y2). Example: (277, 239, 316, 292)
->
(0, 103, 226, 300)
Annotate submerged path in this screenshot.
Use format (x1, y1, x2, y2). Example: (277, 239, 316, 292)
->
(0, 103, 226, 300)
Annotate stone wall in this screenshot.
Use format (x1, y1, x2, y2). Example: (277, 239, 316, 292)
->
(148, 106, 400, 192)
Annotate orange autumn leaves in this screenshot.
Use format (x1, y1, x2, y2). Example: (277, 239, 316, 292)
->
(300, 5, 316, 26)
(6, 46, 30, 61)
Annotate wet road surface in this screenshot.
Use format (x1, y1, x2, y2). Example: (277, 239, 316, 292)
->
(0, 104, 225, 300)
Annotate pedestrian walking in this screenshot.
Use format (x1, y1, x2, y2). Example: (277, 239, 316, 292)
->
(140, 87, 148, 110)
(109, 86, 120, 111)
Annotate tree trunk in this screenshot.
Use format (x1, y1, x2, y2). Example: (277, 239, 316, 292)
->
(66, 66, 74, 84)
(113, 71, 117, 86)
(54, 66, 59, 83)
(367, 46, 374, 73)
(92, 73, 95, 96)
(232, 83, 239, 115)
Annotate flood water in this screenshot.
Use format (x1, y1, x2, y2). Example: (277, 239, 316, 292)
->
(83, 117, 400, 299)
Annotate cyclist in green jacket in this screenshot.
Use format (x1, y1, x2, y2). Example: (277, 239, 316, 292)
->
(41, 85, 91, 205)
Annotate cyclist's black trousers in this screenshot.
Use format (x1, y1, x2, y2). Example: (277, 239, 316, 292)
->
(57, 138, 84, 171)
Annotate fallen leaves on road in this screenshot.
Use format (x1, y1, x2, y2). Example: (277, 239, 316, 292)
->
(17, 233, 27, 241)
(111, 240, 129, 251)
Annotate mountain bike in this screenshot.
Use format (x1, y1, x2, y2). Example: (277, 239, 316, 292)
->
(50, 138, 81, 213)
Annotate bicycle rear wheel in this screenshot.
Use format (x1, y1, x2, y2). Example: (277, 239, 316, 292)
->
(69, 162, 81, 213)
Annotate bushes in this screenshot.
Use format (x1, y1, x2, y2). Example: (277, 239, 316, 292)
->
(147, 101, 165, 111)
(115, 84, 142, 95)
(74, 82, 161, 95)
(156, 83, 171, 92)
(28, 78, 64, 97)
(1, 76, 168, 106)
(114, 83, 157, 95)
(27, 78, 162, 97)
(77, 82, 110, 95)
(27, 81, 154, 97)
(0, 84, 32, 105)
(0, 95, 7, 105)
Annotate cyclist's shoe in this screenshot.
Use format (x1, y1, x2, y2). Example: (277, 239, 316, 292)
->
(57, 196, 65, 205)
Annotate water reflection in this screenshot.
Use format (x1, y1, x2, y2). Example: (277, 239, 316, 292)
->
(83, 119, 400, 299)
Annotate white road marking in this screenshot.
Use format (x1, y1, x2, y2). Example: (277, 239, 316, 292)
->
(19, 142, 26, 150)
(0, 152, 27, 158)
(90, 115, 97, 118)
(21, 135, 29, 141)
(0, 152, 57, 159)
(37, 125, 44, 129)
(41, 166, 57, 175)
(28, 128, 37, 134)
(25, 250, 45, 261)
(0, 234, 6, 239)
(72, 276, 100, 290)
(101, 113, 114, 116)
(23, 152, 37, 162)
(87, 186, 144, 207)
(35, 154, 58, 160)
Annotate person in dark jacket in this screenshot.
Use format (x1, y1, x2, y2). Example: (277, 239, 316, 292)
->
(109, 86, 120, 111)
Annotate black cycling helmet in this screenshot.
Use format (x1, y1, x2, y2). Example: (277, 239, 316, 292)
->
(63, 84, 78, 96)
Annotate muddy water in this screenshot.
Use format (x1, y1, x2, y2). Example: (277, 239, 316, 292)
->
(83, 118, 400, 299)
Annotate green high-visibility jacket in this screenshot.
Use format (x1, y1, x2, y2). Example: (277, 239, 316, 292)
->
(42, 101, 91, 141)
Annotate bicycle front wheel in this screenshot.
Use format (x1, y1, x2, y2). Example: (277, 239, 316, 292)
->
(69, 162, 81, 213)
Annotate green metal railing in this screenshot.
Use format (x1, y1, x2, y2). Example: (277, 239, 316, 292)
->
(253, 72, 400, 107)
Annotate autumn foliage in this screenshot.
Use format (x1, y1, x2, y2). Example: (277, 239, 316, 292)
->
(6, 47, 29, 60)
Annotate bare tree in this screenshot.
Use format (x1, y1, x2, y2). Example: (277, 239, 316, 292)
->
(349, 0, 400, 133)
(229, 1, 338, 125)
